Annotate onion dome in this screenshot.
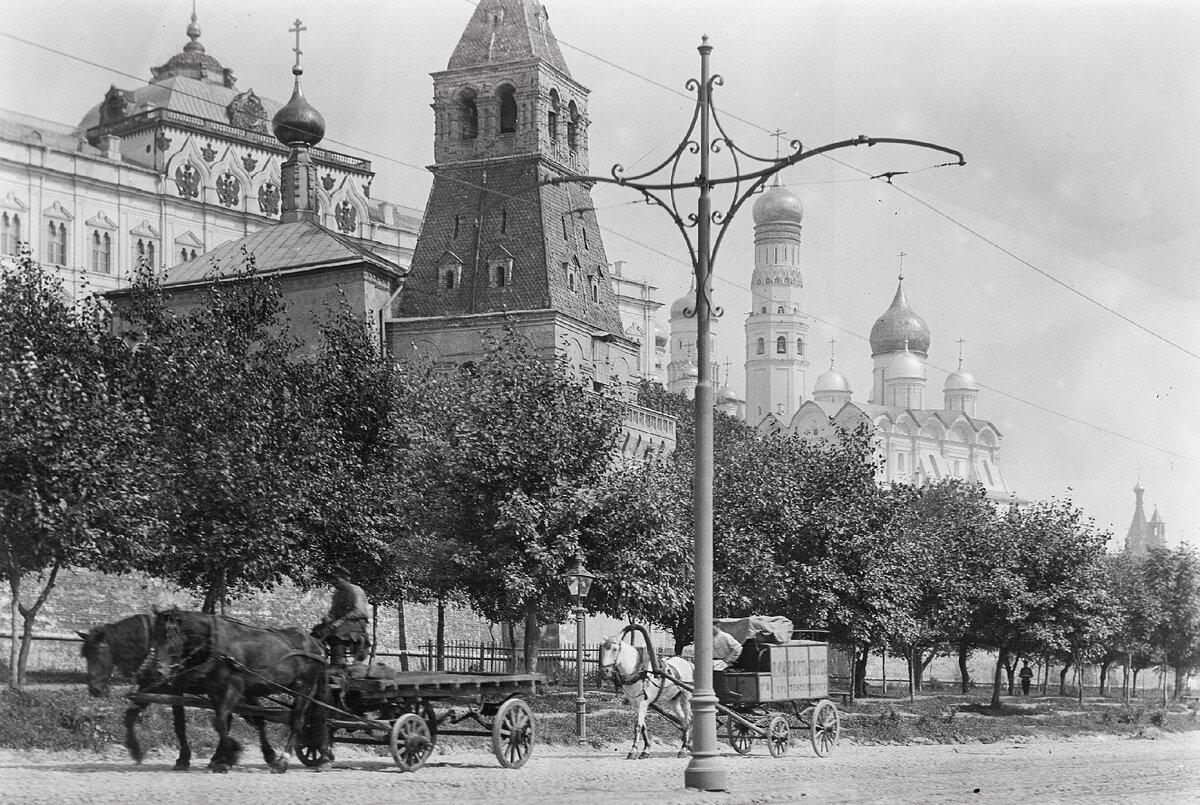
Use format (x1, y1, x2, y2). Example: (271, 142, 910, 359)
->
(717, 383, 738, 401)
(870, 279, 930, 357)
(670, 284, 696, 319)
(682, 361, 699, 380)
(815, 367, 852, 394)
(272, 69, 325, 147)
(653, 321, 669, 347)
(944, 365, 978, 392)
(887, 344, 926, 379)
(1134, 480, 1145, 495)
(752, 178, 804, 225)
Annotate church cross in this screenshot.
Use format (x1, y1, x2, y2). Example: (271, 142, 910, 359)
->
(956, 338, 965, 367)
(898, 251, 907, 282)
(771, 129, 787, 159)
(290, 19, 307, 71)
(829, 337, 836, 369)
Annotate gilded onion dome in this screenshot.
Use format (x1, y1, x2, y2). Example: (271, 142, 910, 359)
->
(870, 279, 930, 357)
(752, 179, 804, 225)
(272, 67, 325, 147)
(944, 364, 979, 391)
(670, 283, 696, 318)
(814, 367, 852, 394)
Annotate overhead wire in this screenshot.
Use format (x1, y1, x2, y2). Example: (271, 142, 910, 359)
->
(0, 16, 1194, 464)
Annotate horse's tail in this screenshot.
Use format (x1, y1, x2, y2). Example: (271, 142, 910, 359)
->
(620, 623, 662, 675)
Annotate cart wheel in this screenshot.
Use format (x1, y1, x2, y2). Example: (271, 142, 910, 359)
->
(389, 713, 433, 772)
(726, 715, 756, 755)
(296, 744, 329, 768)
(491, 698, 535, 769)
(766, 715, 790, 758)
(810, 699, 840, 758)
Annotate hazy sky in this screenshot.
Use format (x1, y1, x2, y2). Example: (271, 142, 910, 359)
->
(2, 0, 1197, 548)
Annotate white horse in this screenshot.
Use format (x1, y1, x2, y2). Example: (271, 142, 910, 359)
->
(598, 631, 693, 759)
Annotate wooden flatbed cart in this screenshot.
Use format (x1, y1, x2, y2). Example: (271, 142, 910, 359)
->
(717, 634, 841, 758)
(130, 669, 543, 773)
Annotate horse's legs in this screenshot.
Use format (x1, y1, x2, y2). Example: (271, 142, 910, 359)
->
(245, 710, 287, 774)
(209, 683, 244, 773)
(171, 704, 191, 770)
(123, 702, 148, 764)
(675, 695, 693, 757)
(633, 698, 652, 760)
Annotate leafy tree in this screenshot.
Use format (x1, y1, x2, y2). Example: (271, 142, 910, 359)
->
(1141, 545, 1200, 700)
(1, 252, 157, 687)
(418, 329, 628, 671)
(119, 259, 329, 612)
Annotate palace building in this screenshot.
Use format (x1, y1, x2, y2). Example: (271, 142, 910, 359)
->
(0, 10, 420, 298)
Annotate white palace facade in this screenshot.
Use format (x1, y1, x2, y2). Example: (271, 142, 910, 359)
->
(0, 11, 420, 295)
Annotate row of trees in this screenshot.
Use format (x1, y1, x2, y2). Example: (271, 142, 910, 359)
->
(4, 252, 1199, 701)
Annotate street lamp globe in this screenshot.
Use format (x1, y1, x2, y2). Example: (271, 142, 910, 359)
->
(564, 558, 595, 604)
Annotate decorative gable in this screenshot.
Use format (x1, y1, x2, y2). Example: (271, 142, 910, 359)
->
(43, 200, 73, 221)
(174, 230, 204, 249)
(85, 212, 117, 230)
(129, 220, 160, 239)
(0, 192, 28, 212)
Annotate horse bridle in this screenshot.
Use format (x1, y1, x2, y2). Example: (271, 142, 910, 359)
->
(599, 641, 650, 688)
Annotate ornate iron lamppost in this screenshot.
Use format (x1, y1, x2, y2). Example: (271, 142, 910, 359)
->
(563, 557, 595, 744)
(551, 38, 962, 791)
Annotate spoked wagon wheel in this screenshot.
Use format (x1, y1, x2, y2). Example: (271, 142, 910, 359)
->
(726, 717, 756, 755)
(491, 698, 535, 769)
(390, 713, 434, 772)
(296, 744, 328, 768)
(810, 699, 840, 758)
(766, 715, 791, 758)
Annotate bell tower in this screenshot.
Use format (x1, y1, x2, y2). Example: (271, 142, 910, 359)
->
(392, 0, 635, 385)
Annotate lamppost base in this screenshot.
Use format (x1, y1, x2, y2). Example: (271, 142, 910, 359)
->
(683, 754, 728, 791)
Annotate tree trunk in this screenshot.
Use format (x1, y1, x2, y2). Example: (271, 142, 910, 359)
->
(7, 570, 19, 690)
(958, 642, 971, 694)
(990, 648, 1005, 708)
(1041, 654, 1051, 695)
(1098, 661, 1110, 697)
(1174, 666, 1187, 701)
(506, 622, 517, 672)
(848, 638, 857, 705)
(853, 643, 871, 699)
(1058, 657, 1073, 697)
(522, 608, 540, 674)
(912, 648, 936, 692)
(396, 599, 409, 672)
(435, 597, 445, 671)
(1074, 651, 1083, 706)
(13, 559, 61, 688)
(1131, 667, 1140, 698)
(1003, 653, 1017, 696)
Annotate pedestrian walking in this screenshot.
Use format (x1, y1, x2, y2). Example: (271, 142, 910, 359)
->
(1020, 660, 1034, 696)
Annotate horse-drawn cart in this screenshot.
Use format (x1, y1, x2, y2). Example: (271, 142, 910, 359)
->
(306, 668, 542, 772)
(129, 667, 543, 773)
(719, 633, 841, 758)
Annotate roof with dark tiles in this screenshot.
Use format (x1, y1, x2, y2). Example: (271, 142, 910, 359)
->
(446, 0, 570, 75)
(159, 220, 404, 288)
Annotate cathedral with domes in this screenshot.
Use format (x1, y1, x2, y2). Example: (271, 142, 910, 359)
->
(735, 180, 1016, 501)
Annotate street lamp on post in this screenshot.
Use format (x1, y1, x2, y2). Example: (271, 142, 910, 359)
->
(564, 558, 595, 744)
(549, 37, 962, 792)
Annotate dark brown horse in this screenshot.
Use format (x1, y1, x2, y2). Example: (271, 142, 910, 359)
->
(78, 614, 296, 771)
(150, 608, 331, 773)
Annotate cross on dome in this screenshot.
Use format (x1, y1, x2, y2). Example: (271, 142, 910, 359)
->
(290, 19, 307, 75)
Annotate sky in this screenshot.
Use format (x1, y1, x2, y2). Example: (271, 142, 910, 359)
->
(1, 0, 1197, 549)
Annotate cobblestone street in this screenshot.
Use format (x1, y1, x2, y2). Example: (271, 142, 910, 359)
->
(2, 732, 1197, 804)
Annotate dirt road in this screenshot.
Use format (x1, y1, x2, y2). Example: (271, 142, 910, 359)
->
(1, 732, 1197, 804)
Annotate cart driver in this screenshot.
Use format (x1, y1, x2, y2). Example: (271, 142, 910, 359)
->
(712, 625, 742, 703)
(314, 565, 371, 667)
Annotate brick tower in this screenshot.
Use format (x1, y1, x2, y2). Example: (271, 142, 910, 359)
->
(389, 0, 637, 390)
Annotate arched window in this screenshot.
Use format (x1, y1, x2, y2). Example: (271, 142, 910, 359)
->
(47, 222, 67, 265)
(498, 85, 517, 134)
(777, 305, 784, 314)
(135, 238, 156, 270)
(756, 337, 765, 355)
(1, 212, 20, 255)
(567, 100, 580, 151)
(445, 269, 457, 290)
(91, 231, 111, 274)
(547, 89, 560, 142)
(760, 306, 766, 314)
(796, 337, 805, 356)
(177, 247, 196, 266)
(460, 91, 479, 141)
(776, 335, 787, 354)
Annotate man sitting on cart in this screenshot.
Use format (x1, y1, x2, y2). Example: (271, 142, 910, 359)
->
(713, 624, 742, 704)
(313, 565, 371, 667)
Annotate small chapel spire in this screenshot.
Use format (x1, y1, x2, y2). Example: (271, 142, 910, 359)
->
(271, 19, 325, 223)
